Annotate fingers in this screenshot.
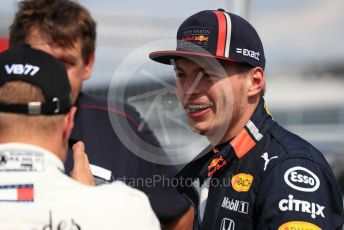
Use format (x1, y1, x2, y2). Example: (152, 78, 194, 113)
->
(72, 141, 87, 165)
(70, 141, 95, 186)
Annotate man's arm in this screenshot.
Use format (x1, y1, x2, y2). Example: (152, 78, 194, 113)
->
(255, 157, 344, 229)
(162, 206, 194, 230)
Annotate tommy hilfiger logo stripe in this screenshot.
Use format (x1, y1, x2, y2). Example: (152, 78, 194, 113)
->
(0, 184, 34, 202)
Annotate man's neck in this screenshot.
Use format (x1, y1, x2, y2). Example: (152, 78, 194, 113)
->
(209, 97, 261, 146)
(0, 136, 65, 162)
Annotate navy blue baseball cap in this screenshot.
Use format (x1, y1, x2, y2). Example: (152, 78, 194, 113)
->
(0, 45, 72, 115)
(150, 9, 265, 70)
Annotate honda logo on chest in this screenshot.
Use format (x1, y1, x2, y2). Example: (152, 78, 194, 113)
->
(220, 218, 235, 230)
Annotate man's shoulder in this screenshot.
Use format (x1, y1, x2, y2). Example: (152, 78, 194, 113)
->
(74, 92, 142, 128)
(90, 182, 159, 217)
(255, 122, 334, 176)
(98, 181, 151, 202)
(56, 176, 151, 205)
(29, 176, 160, 229)
(268, 123, 324, 161)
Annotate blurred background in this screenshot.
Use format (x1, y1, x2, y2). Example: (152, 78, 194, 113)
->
(1, 0, 343, 187)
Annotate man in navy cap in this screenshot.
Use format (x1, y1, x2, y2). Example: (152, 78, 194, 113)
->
(150, 9, 344, 229)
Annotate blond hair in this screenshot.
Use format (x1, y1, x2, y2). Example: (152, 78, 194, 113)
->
(0, 81, 64, 137)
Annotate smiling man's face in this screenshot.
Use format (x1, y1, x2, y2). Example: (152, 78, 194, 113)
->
(174, 58, 249, 143)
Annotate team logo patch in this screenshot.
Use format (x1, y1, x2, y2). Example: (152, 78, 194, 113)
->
(261, 152, 278, 171)
(179, 28, 211, 48)
(235, 48, 260, 60)
(278, 195, 325, 219)
(278, 221, 321, 230)
(219, 218, 235, 230)
(0, 184, 34, 202)
(284, 166, 320, 192)
(231, 173, 253, 192)
(208, 156, 227, 177)
(221, 196, 249, 214)
(181, 35, 209, 42)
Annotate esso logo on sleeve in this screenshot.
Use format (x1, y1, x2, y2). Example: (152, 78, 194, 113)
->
(284, 166, 320, 192)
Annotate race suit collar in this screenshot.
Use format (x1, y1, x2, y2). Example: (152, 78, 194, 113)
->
(0, 143, 64, 172)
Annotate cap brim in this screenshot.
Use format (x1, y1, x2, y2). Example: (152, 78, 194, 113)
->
(149, 50, 242, 65)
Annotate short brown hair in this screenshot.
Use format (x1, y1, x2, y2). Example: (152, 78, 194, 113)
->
(9, 0, 96, 64)
(220, 60, 253, 75)
(221, 60, 266, 96)
(0, 81, 64, 136)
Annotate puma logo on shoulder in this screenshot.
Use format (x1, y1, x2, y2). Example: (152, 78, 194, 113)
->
(261, 152, 278, 171)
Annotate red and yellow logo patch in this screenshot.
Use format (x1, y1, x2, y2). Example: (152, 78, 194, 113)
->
(207, 156, 227, 177)
(194, 35, 208, 42)
(231, 173, 253, 192)
(181, 35, 209, 42)
(278, 221, 321, 230)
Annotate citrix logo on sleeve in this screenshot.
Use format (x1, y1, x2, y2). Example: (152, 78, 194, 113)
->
(278, 194, 325, 219)
(284, 166, 320, 192)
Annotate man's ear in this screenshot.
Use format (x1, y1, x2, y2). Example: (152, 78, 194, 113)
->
(82, 52, 95, 80)
(62, 106, 77, 143)
(248, 67, 265, 97)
